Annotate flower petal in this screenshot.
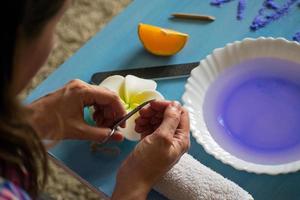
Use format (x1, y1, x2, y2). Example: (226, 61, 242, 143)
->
(119, 113, 141, 141)
(124, 75, 157, 103)
(91, 75, 164, 141)
(130, 90, 164, 108)
(120, 90, 164, 141)
(99, 75, 124, 96)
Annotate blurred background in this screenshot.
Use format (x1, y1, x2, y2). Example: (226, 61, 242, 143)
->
(22, 0, 131, 199)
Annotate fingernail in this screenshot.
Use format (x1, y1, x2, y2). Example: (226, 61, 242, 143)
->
(170, 106, 180, 112)
(172, 101, 181, 108)
(173, 100, 181, 105)
(170, 102, 180, 110)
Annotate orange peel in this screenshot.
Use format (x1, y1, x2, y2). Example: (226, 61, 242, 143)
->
(138, 23, 189, 56)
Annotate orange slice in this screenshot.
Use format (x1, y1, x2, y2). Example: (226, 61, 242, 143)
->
(138, 23, 189, 56)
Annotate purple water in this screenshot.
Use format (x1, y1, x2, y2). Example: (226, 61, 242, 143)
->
(203, 57, 300, 164)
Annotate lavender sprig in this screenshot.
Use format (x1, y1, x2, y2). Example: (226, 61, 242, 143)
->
(250, 0, 299, 31)
(210, 0, 234, 6)
(237, 0, 247, 20)
(210, 0, 247, 20)
(293, 32, 300, 42)
(264, 0, 280, 9)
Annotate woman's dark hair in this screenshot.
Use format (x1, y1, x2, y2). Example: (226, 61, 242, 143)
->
(0, 0, 65, 198)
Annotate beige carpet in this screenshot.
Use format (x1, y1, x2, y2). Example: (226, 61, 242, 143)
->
(23, 0, 132, 199)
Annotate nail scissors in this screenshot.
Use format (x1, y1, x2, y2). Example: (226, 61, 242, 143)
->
(100, 99, 155, 144)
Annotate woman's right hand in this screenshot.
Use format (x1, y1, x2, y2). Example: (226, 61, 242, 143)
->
(112, 101, 190, 200)
(27, 79, 126, 142)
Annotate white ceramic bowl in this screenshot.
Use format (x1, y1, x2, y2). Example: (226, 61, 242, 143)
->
(182, 37, 300, 174)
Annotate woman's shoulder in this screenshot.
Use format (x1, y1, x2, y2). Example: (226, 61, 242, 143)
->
(0, 177, 31, 200)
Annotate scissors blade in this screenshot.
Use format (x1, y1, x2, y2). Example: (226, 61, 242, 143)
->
(112, 99, 155, 130)
(95, 99, 155, 145)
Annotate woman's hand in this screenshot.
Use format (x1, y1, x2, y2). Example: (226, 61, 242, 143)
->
(27, 79, 126, 142)
(112, 101, 190, 200)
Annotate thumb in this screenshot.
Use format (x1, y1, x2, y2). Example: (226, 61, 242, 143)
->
(76, 123, 124, 142)
(157, 101, 181, 137)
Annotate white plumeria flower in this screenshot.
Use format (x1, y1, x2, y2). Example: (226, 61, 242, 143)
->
(92, 75, 164, 141)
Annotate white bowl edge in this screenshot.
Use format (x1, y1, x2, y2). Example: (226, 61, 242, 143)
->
(182, 37, 300, 175)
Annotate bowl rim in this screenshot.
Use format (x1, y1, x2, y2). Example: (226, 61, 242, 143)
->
(182, 37, 300, 175)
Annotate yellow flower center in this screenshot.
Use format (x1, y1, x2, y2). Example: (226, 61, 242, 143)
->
(121, 98, 139, 112)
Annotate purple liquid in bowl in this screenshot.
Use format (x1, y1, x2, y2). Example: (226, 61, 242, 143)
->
(203, 57, 300, 165)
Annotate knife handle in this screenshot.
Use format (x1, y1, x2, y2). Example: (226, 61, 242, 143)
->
(91, 62, 199, 85)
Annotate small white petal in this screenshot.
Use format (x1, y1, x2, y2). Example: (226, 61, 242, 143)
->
(124, 75, 157, 102)
(131, 90, 164, 106)
(119, 113, 141, 141)
(120, 90, 164, 141)
(91, 75, 164, 141)
(99, 75, 124, 95)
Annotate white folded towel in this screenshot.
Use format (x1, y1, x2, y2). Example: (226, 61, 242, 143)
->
(154, 153, 253, 200)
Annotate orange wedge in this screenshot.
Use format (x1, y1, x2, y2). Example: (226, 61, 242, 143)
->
(138, 23, 189, 56)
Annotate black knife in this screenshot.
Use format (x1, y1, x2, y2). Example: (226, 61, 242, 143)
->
(91, 62, 199, 85)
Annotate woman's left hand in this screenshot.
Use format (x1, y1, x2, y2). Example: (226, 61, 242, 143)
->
(27, 79, 126, 142)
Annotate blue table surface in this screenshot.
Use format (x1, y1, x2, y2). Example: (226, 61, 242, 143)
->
(26, 0, 300, 199)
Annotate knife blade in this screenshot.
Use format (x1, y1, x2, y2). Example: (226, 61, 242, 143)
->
(90, 62, 199, 85)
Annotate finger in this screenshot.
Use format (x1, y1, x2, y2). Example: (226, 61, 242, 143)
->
(135, 117, 149, 126)
(135, 124, 152, 134)
(157, 101, 182, 137)
(153, 123, 160, 131)
(100, 106, 125, 128)
(95, 109, 125, 128)
(155, 112, 163, 119)
(141, 133, 148, 139)
(174, 108, 190, 151)
(111, 131, 124, 142)
(177, 107, 190, 134)
(101, 90, 127, 123)
(104, 106, 115, 120)
(102, 119, 114, 128)
(93, 109, 103, 121)
(150, 100, 172, 112)
(141, 130, 153, 139)
(96, 117, 104, 127)
(135, 121, 150, 133)
(119, 120, 126, 128)
(139, 107, 156, 118)
(84, 86, 127, 122)
(135, 124, 146, 133)
(141, 128, 154, 139)
(75, 123, 112, 141)
(150, 117, 162, 125)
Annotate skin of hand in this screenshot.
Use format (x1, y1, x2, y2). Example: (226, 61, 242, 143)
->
(112, 101, 190, 200)
(27, 79, 126, 142)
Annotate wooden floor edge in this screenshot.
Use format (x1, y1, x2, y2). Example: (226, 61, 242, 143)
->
(48, 153, 110, 200)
